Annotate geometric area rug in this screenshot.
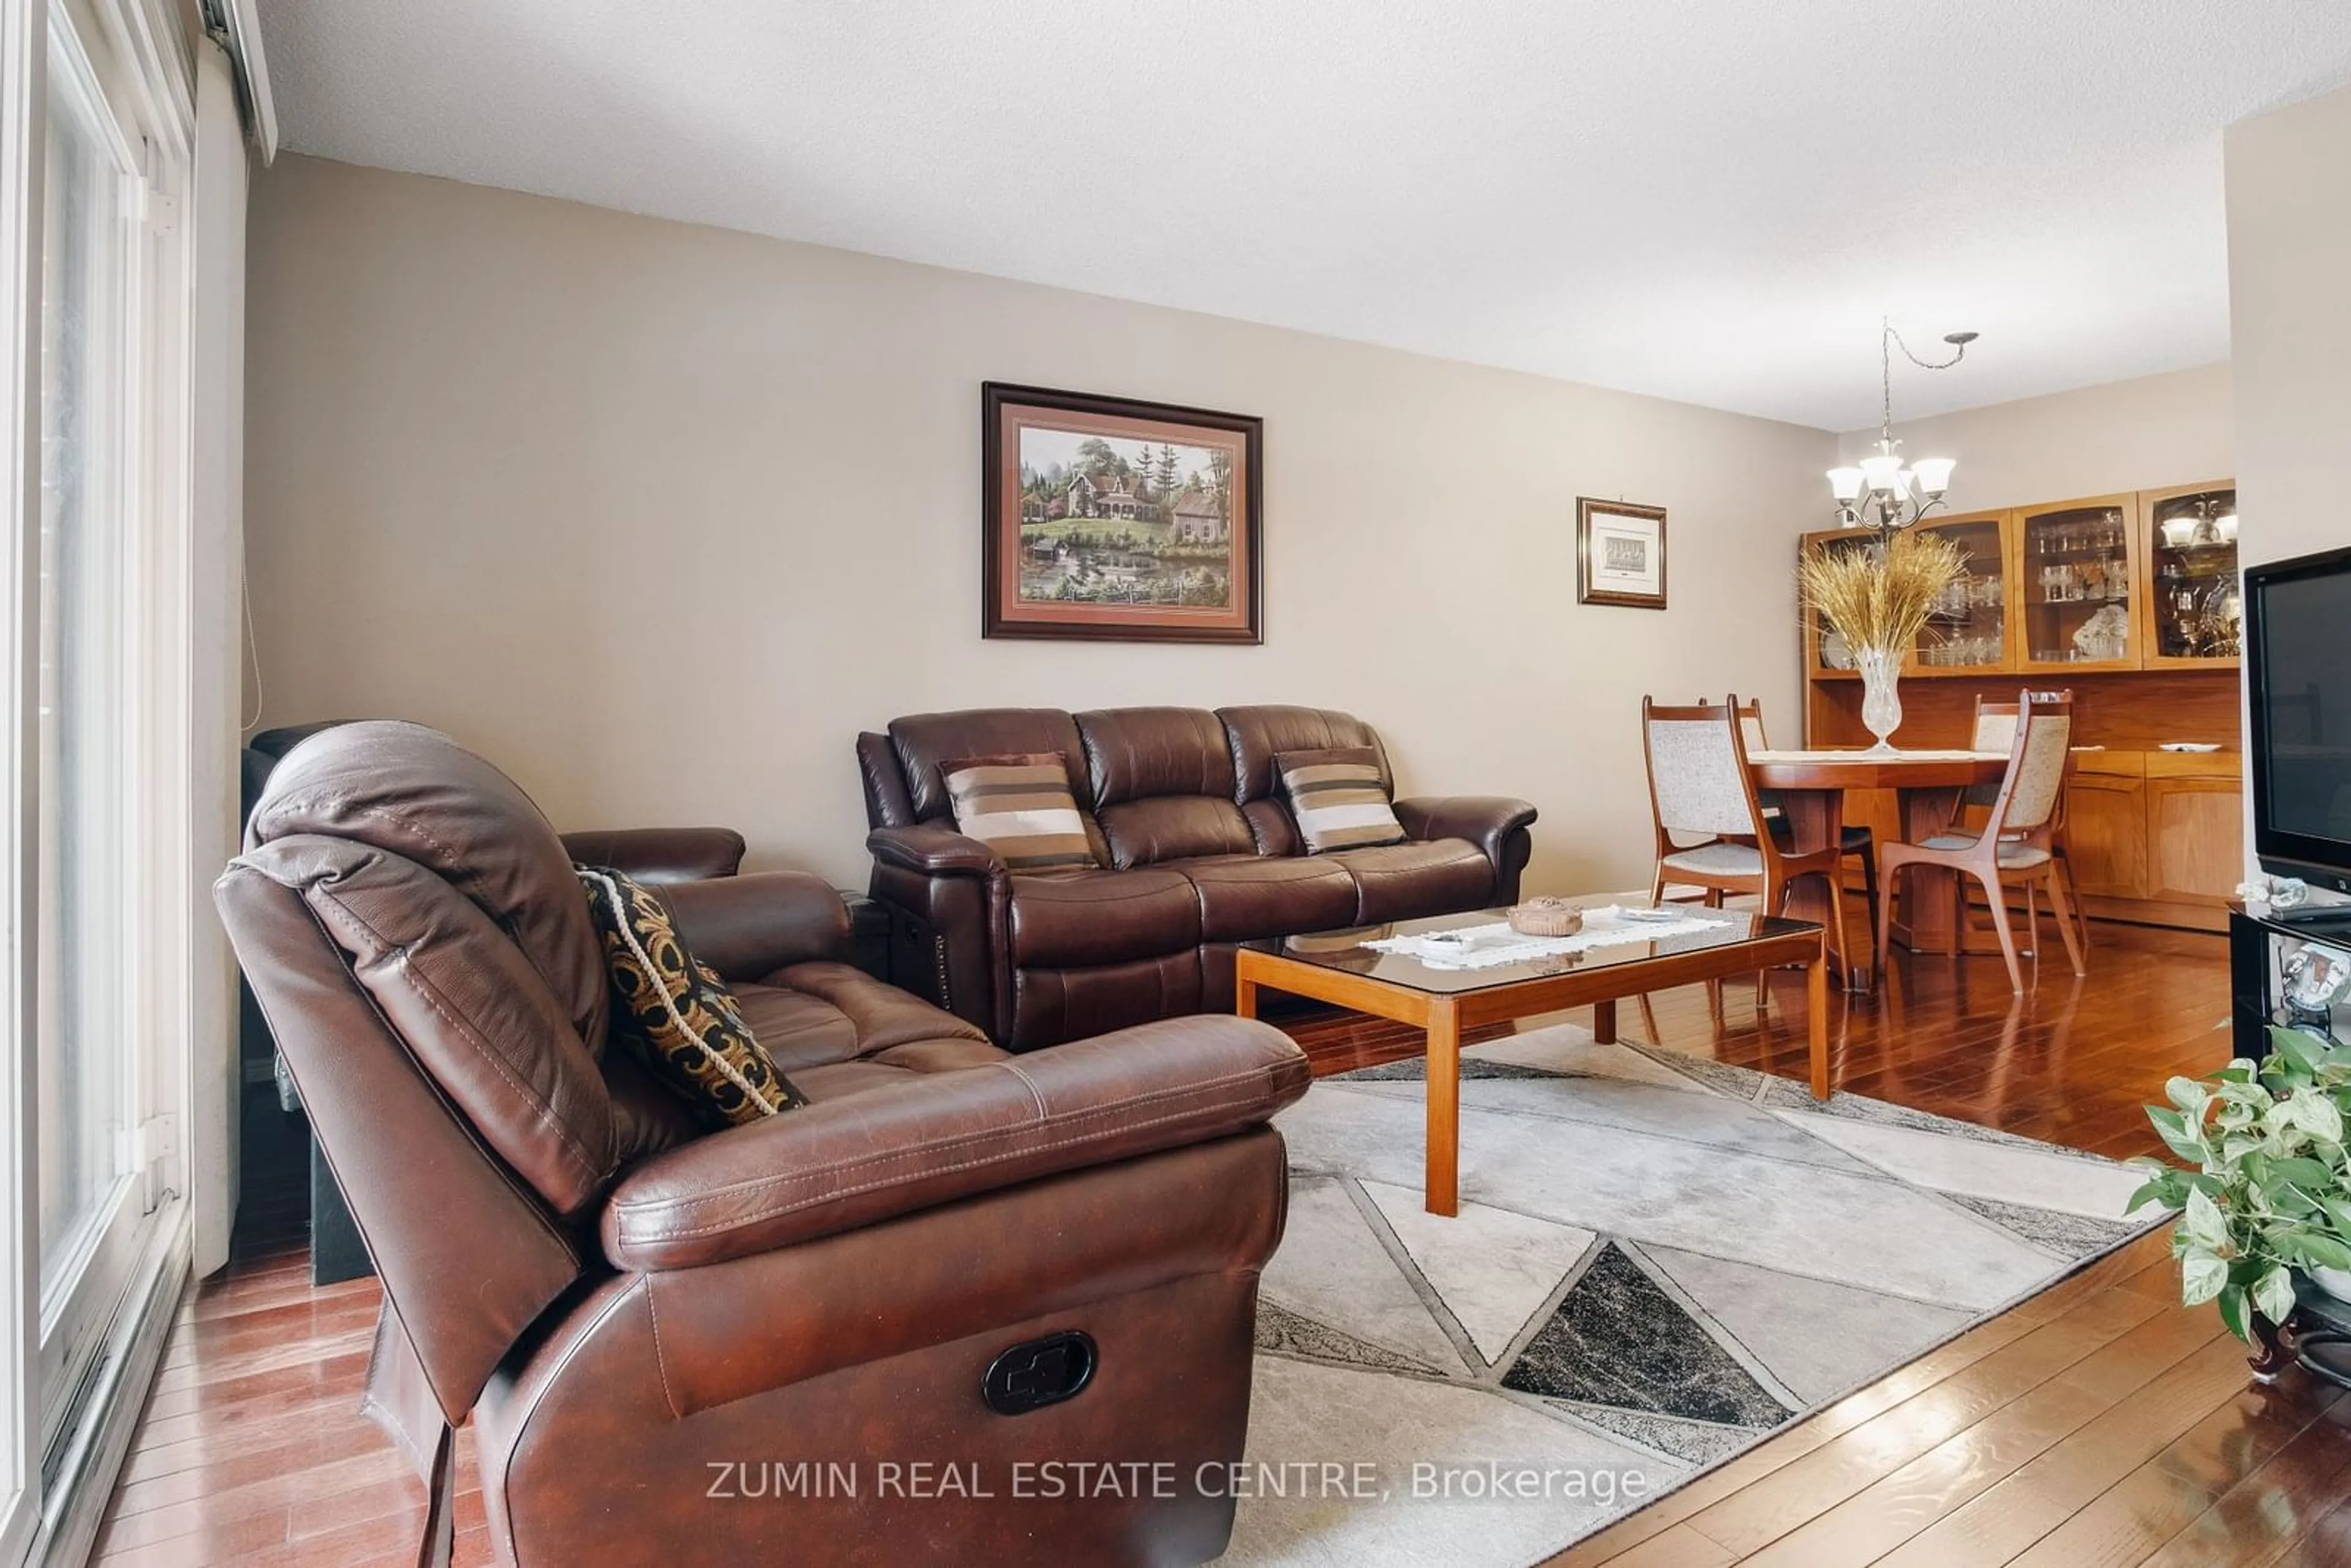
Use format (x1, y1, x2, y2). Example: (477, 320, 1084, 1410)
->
(1224, 1023, 2162, 1566)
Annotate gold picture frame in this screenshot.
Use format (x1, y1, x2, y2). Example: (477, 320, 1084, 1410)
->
(1577, 498, 1668, 610)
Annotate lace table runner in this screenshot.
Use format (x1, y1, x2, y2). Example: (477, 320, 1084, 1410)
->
(1363, 909, 1734, 970)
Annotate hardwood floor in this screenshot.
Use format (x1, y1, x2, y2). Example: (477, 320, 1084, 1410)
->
(91, 921, 2322, 1566)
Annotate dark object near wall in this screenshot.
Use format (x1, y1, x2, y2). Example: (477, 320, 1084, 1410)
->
(219, 721, 1307, 1567)
(860, 703, 1537, 1049)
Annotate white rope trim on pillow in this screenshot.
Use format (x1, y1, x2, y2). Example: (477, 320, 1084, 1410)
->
(580, 866, 786, 1116)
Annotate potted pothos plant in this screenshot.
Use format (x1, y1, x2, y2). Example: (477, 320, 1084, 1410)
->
(2127, 1026, 2351, 1343)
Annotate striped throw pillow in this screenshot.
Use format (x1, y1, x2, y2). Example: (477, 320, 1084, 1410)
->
(1278, 748, 1408, 854)
(942, 753, 1100, 871)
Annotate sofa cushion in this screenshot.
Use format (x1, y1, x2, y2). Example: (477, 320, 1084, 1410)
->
(1074, 708, 1256, 867)
(888, 708, 1093, 823)
(1010, 867, 1203, 967)
(1327, 838, 1496, 923)
(1172, 855, 1360, 941)
(578, 866, 808, 1127)
(1098, 797, 1257, 868)
(730, 983, 863, 1073)
(1076, 707, 1236, 805)
(772, 962, 992, 1052)
(1220, 705, 1389, 805)
(1279, 747, 1409, 853)
(942, 753, 1100, 871)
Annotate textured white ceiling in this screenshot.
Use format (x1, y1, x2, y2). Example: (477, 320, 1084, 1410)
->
(253, 1, 2351, 431)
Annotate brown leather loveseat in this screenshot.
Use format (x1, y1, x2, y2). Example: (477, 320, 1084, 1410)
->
(860, 704, 1537, 1049)
(217, 722, 1311, 1567)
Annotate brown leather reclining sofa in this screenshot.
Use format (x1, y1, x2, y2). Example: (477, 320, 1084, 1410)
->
(860, 705, 1537, 1049)
(217, 722, 1311, 1567)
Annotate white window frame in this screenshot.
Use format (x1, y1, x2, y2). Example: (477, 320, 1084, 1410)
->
(0, 0, 47, 1558)
(3, 0, 198, 1561)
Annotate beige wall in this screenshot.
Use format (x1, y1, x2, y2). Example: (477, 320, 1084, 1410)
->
(2224, 79, 2351, 877)
(1836, 362, 2233, 514)
(244, 156, 1832, 893)
(2227, 83, 2351, 571)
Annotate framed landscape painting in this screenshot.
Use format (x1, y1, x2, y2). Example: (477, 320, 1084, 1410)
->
(982, 383, 1264, 643)
(1577, 497, 1668, 610)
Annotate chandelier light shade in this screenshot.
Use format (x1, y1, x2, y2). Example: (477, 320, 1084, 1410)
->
(1828, 321, 1978, 532)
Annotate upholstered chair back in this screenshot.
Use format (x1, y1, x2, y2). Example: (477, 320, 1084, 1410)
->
(1642, 699, 1765, 839)
(1990, 696, 2075, 833)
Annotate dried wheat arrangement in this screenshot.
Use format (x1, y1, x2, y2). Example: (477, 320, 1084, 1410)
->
(1799, 528, 1968, 655)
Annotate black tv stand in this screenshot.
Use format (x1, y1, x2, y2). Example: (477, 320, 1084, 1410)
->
(2263, 905, 2351, 935)
(2230, 899, 2351, 1059)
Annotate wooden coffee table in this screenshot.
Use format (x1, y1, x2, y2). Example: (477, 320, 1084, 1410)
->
(1235, 905, 1829, 1215)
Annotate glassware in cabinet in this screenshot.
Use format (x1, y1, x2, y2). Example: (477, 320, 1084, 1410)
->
(1911, 512, 2012, 673)
(2143, 482, 2240, 665)
(2015, 495, 2141, 670)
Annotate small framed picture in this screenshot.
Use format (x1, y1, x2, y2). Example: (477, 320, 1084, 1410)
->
(982, 383, 1264, 643)
(1577, 498, 1668, 610)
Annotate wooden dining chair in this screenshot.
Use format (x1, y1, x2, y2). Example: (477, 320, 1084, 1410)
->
(1643, 696, 1850, 997)
(1707, 697, 1879, 937)
(1971, 692, 2090, 957)
(1876, 692, 2087, 994)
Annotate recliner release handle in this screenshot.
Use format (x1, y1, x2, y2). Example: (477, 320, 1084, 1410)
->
(982, 1331, 1097, 1415)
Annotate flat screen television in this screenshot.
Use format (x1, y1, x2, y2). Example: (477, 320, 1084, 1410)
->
(2247, 546, 2351, 896)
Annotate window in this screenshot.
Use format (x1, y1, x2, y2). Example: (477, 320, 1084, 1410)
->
(0, 1, 202, 1559)
(32, 24, 141, 1444)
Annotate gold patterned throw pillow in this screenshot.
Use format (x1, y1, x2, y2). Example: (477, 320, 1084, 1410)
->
(1278, 747, 1408, 853)
(576, 865, 806, 1126)
(940, 752, 1100, 871)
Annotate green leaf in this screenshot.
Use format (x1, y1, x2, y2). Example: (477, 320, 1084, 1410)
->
(2147, 1107, 2211, 1165)
(2167, 1075, 2211, 1112)
(2218, 1281, 2251, 1342)
(2183, 1188, 2232, 1251)
(2255, 1265, 2298, 1327)
(2290, 1090, 2345, 1146)
(2270, 1183, 2322, 1218)
(2274, 1027, 2325, 1068)
(2293, 1231, 2351, 1272)
(2268, 1157, 2339, 1189)
(2181, 1248, 2229, 1307)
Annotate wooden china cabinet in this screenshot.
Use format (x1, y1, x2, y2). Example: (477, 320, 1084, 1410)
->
(1800, 480, 2242, 933)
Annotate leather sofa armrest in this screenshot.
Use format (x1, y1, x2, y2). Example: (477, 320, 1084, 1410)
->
(560, 826, 747, 883)
(1394, 795, 1539, 904)
(866, 824, 1005, 879)
(1393, 795, 1537, 856)
(661, 871, 852, 979)
(601, 1016, 1310, 1271)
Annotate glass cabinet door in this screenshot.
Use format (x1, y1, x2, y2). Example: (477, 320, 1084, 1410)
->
(2017, 495, 2141, 670)
(1913, 512, 2011, 673)
(2144, 483, 2240, 666)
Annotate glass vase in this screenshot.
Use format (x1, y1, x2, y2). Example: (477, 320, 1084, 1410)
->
(1857, 646, 1903, 755)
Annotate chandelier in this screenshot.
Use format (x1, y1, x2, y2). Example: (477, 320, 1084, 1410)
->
(1827, 321, 1978, 531)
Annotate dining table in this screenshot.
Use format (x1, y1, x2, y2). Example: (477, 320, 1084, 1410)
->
(1745, 748, 2012, 989)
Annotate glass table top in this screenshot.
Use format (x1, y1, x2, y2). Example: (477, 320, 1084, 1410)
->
(1267, 903, 1820, 996)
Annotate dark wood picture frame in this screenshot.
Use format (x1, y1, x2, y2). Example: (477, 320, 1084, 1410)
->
(982, 382, 1264, 643)
(1577, 497, 1669, 610)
